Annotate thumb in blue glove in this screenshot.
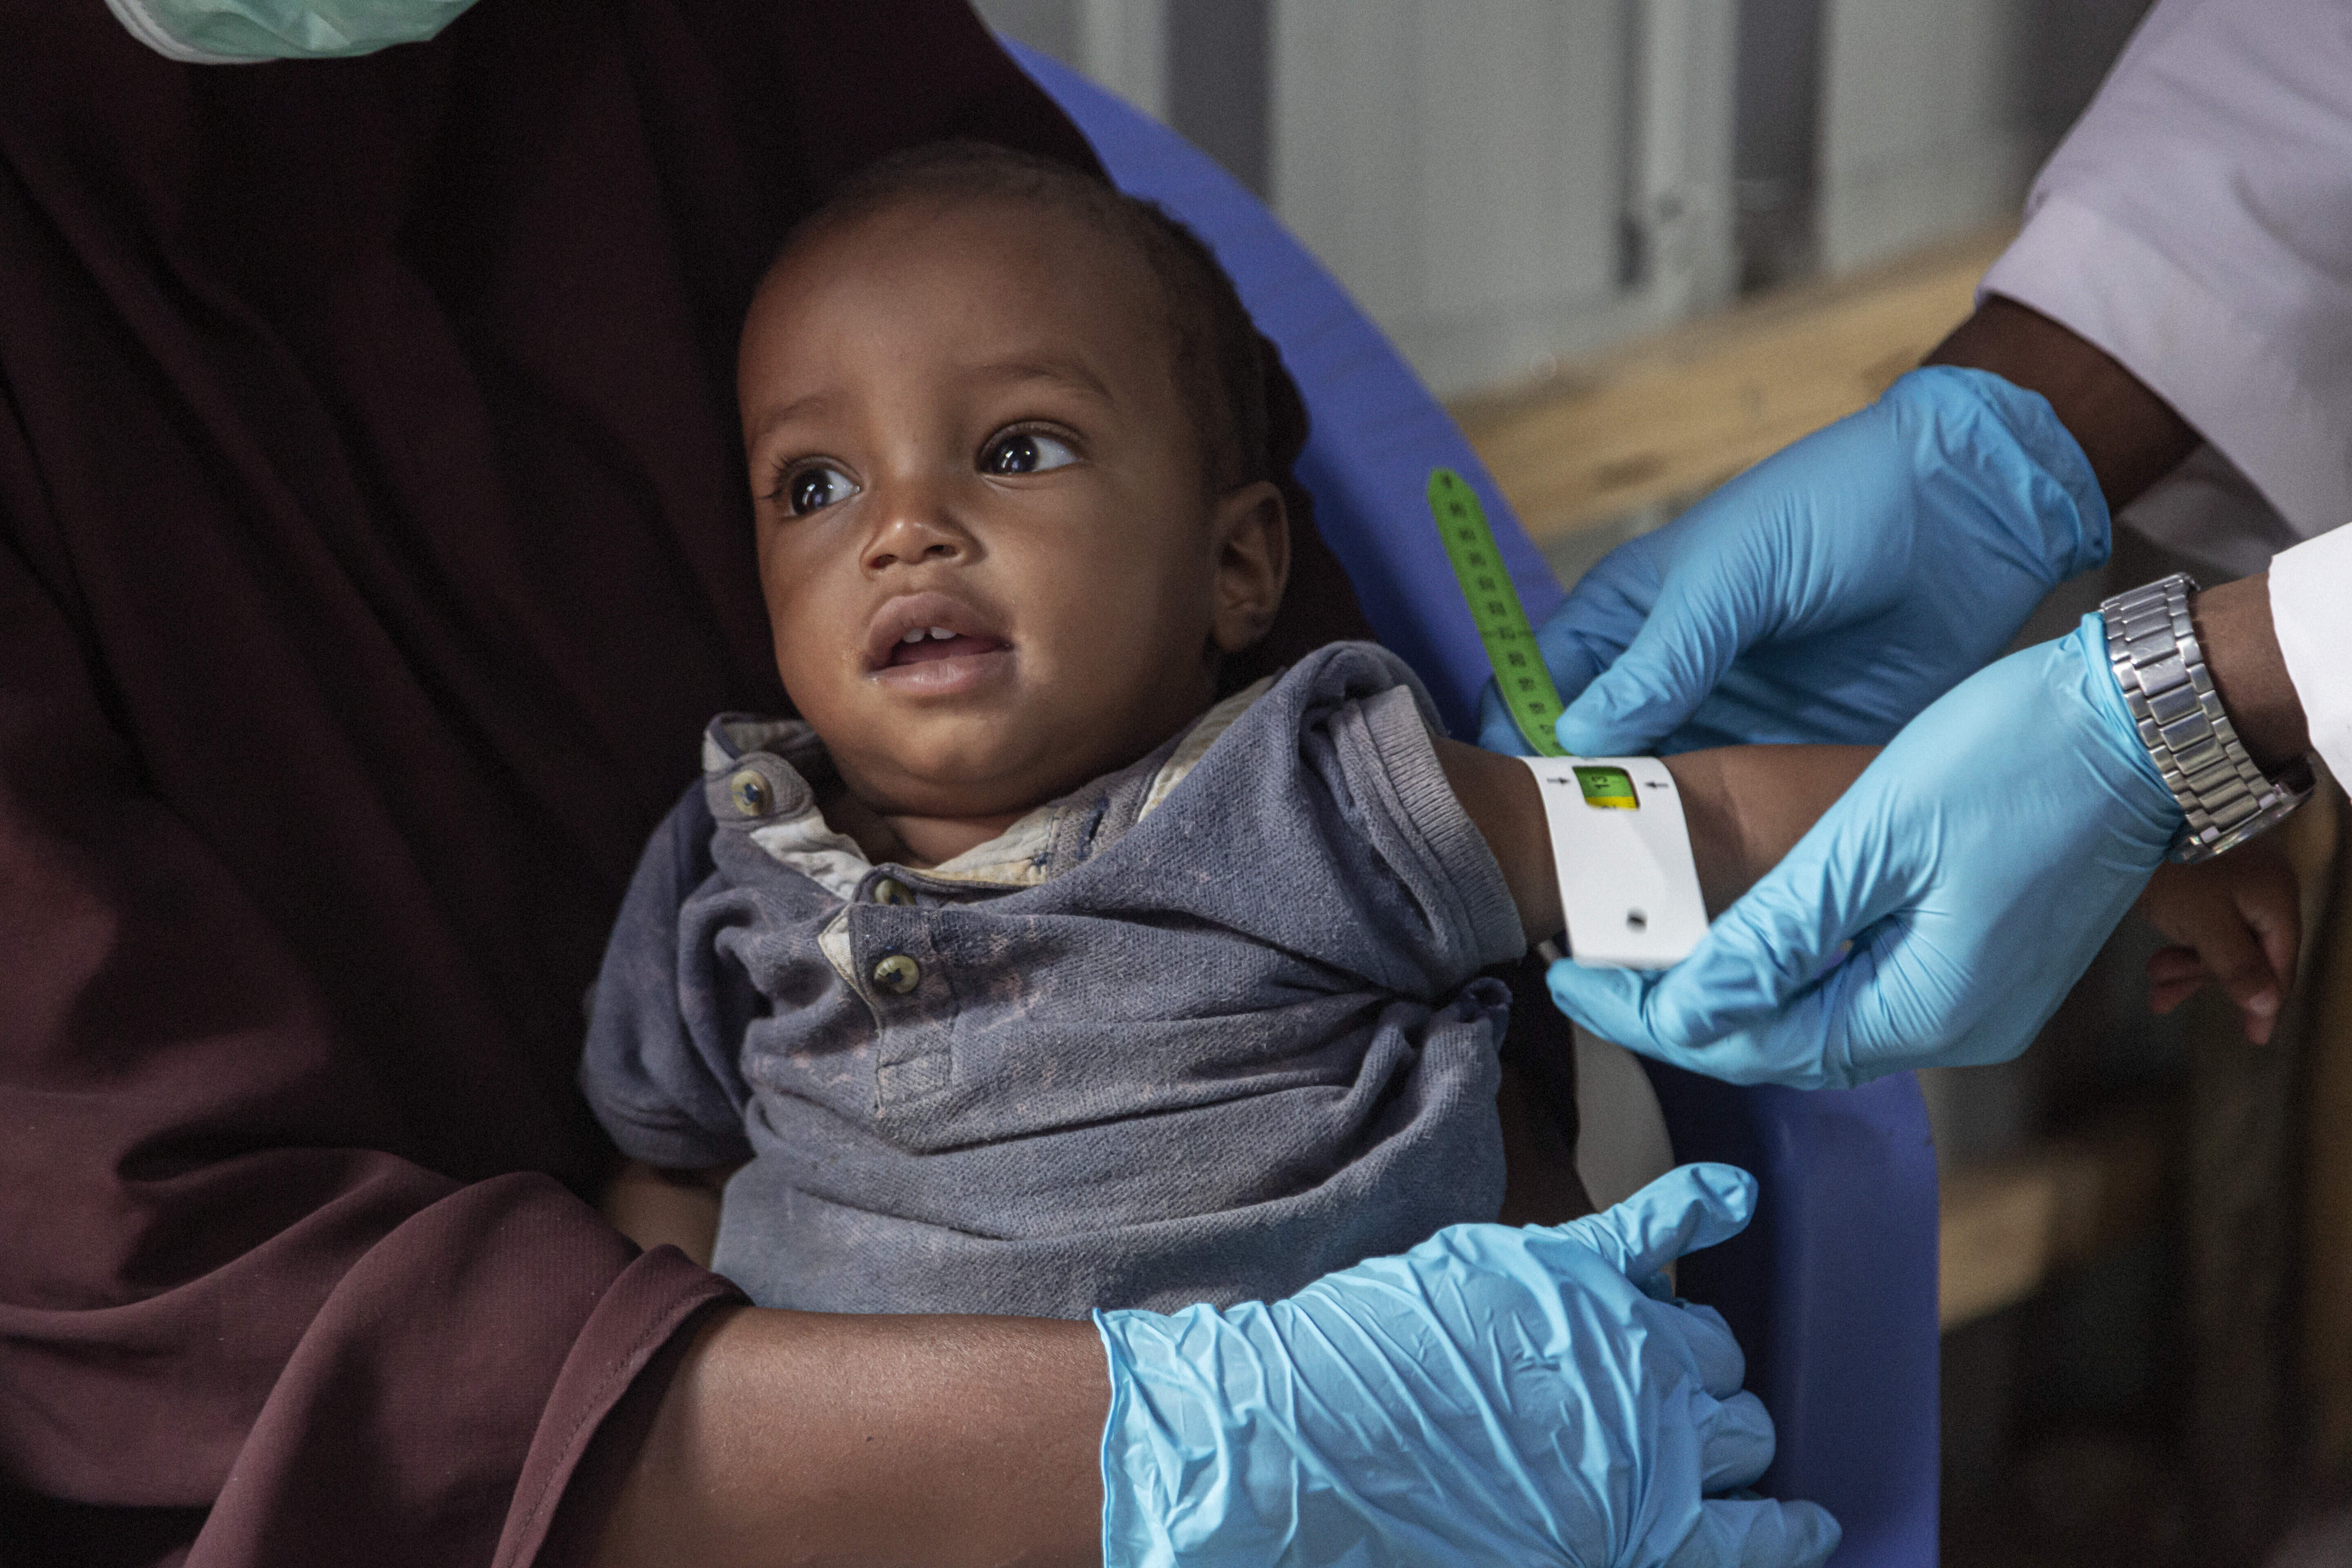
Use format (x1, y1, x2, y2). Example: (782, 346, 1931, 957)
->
(1477, 365, 2107, 757)
(1546, 615, 2181, 1088)
(1096, 1163, 1840, 1567)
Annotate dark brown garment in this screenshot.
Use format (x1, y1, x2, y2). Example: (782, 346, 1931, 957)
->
(0, 3, 1119, 1563)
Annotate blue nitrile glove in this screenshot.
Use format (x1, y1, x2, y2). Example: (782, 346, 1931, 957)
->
(1546, 617, 2181, 1089)
(1475, 366, 2109, 757)
(1096, 1164, 1841, 1568)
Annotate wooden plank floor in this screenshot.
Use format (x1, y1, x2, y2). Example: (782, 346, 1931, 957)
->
(1452, 224, 2014, 552)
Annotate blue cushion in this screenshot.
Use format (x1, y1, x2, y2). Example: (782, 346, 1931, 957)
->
(1006, 41, 1941, 1566)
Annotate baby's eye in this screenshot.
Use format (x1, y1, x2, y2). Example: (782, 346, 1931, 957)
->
(785, 465, 858, 516)
(982, 431, 1079, 475)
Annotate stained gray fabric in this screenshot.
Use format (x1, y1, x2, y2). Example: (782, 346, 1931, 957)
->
(581, 642, 1527, 1315)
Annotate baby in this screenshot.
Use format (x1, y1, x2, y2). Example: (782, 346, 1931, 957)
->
(583, 143, 2298, 1318)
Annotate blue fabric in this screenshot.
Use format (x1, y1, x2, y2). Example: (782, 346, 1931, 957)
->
(1008, 42, 1941, 1565)
(1098, 1164, 1841, 1568)
(581, 644, 1528, 1316)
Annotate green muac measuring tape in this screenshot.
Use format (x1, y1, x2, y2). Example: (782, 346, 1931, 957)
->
(1428, 468, 1566, 757)
(1430, 468, 1711, 967)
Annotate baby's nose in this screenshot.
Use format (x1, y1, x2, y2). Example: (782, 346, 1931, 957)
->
(862, 494, 972, 572)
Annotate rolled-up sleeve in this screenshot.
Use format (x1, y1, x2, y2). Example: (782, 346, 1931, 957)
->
(1148, 644, 1527, 1001)
(1980, 0, 2352, 541)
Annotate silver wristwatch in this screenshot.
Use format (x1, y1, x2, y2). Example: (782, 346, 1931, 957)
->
(2100, 572, 2309, 863)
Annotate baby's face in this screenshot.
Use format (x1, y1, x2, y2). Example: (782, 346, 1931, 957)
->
(738, 196, 1285, 825)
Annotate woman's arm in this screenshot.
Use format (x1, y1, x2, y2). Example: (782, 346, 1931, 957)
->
(592, 1309, 1108, 1568)
(1434, 737, 1876, 944)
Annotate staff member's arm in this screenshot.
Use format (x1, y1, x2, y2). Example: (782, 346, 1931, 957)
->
(1505, 0, 2352, 1083)
(1546, 540, 2345, 1087)
(1548, 284, 2344, 1091)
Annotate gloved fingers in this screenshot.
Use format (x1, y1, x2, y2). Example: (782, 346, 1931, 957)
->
(1663, 1497, 1843, 1568)
(1475, 677, 1538, 755)
(1548, 787, 1926, 1074)
(1559, 1164, 1757, 1287)
(1693, 1389, 1776, 1491)
(1668, 1301, 1748, 1399)
(1553, 559, 1751, 756)
(1542, 923, 1849, 1085)
(1541, 960, 1669, 1058)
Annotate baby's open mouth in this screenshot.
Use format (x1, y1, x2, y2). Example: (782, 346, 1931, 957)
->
(887, 626, 1009, 667)
(864, 592, 1013, 678)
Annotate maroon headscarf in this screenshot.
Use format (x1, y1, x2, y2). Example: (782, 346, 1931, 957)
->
(0, 3, 1203, 1562)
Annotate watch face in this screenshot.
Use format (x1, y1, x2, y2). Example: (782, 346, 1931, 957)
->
(1573, 764, 1638, 810)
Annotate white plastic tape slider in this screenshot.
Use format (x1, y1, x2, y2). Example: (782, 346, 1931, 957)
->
(1521, 756, 1708, 969)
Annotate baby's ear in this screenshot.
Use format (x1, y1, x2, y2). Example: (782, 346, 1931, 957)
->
(1209, 480, 1290, 654)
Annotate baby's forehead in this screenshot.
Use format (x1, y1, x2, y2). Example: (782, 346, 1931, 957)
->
(757, 190, 1171, 341)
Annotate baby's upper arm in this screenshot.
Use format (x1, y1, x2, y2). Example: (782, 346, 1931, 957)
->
(1245, 650, 1526, 993)
(579, 785, 757, 1172)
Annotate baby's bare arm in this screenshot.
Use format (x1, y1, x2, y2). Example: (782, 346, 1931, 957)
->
(1432, 737, 1878, 945)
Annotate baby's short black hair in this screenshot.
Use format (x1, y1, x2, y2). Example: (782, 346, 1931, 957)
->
(775, 140, 1294, 501)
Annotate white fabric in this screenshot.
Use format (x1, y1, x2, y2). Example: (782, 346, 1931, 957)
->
(2270, 530, 2352, 787)
(1980, 0, 2352, 777)
(1570, 1029, 1675, 1211)
(722, 677, 1278, 896)
(2113, 444, 2303, 584)
(1981, 0, 2352, 559)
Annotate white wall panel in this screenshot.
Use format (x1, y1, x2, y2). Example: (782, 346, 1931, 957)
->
(973, 0, 1167, 121)
(1816, 0, 2036, 273)
(982, 0, 1740, 399)
(1272, 0, 1733, 398)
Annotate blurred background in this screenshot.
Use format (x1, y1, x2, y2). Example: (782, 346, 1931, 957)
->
(976, 3, 2352, 1565)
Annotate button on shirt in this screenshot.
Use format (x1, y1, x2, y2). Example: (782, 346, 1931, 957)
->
(580, 643, 1528, 1317)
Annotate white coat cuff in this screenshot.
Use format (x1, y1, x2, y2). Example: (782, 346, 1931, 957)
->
(2269, 528, 2352, 786)
(1982, 198, 2352, 539)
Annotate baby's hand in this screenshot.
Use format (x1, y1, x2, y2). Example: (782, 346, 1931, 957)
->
(2135, 836, 2302, 1043)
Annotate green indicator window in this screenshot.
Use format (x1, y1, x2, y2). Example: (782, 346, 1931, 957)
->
(1573, 765, 1638, 810)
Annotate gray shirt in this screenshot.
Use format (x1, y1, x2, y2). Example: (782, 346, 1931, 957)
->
(581, 642, 1528, 1316)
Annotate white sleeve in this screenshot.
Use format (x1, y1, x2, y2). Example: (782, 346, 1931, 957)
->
(2270, 529, 2352, 786)
(1979, 0, 2352, 543)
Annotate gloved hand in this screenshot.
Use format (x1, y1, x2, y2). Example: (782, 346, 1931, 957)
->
(1476, 366, 2109, 757)
(1096, 1164, 1840, 1568)
(1545, 617, 2181, 1088)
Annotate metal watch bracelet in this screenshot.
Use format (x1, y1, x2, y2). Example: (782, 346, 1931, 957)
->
(2100, 572, 2308, 863)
